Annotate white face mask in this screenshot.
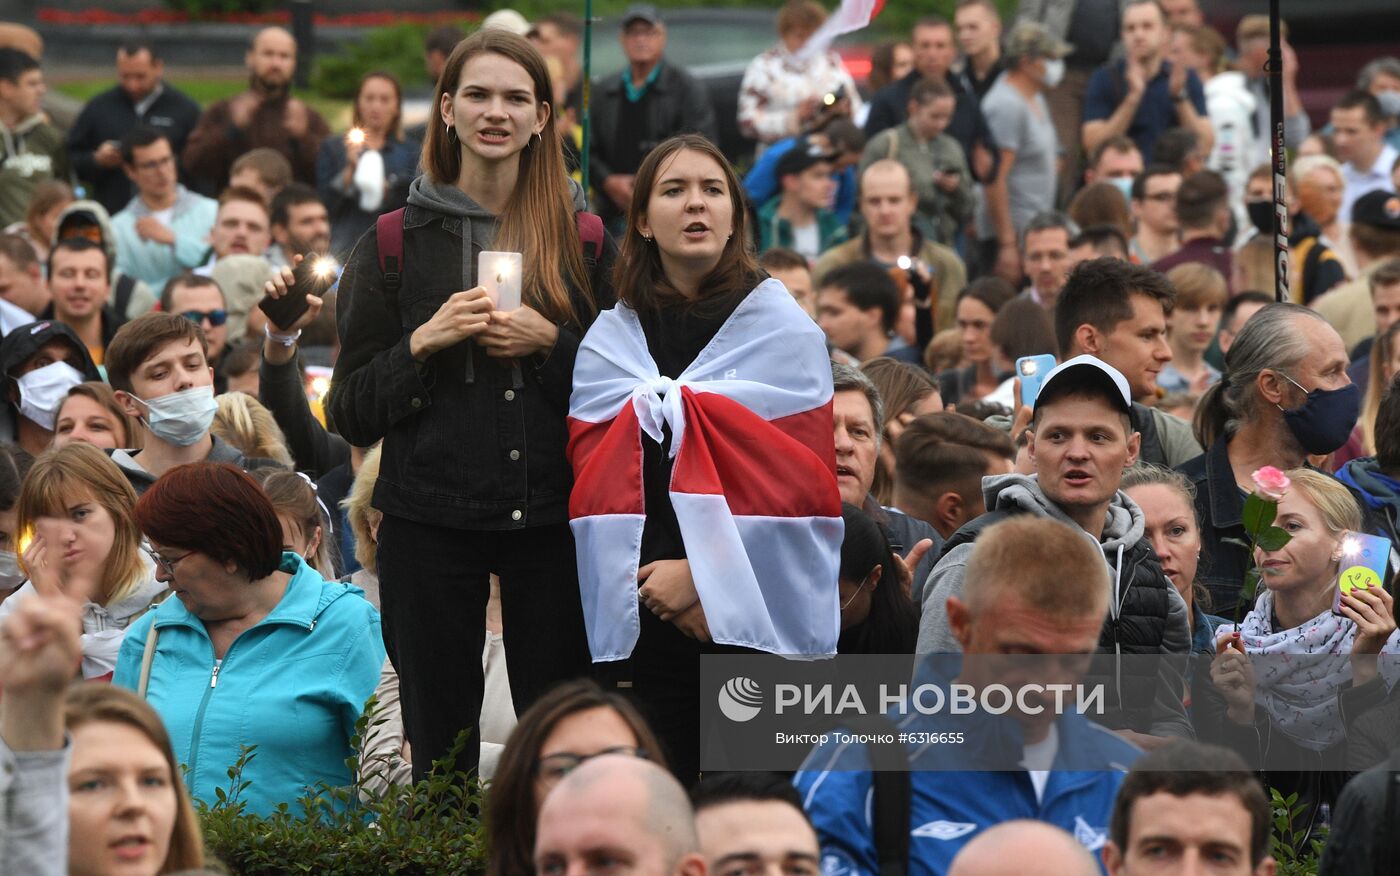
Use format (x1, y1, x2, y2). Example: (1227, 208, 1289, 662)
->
(1043, 58, 1066, 89)
(16, 360, 85, 431)
(0, 549, 23, 592)
(130, 385, 218, 447)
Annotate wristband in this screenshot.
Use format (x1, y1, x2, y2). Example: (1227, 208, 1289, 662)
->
(264, 324, 302, 347)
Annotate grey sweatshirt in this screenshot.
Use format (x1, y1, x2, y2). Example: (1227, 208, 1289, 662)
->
(918, 472, 1193, 738)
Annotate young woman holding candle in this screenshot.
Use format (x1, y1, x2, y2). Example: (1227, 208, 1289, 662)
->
(315, 71, 423, 259)
(316, 28, 615, 784)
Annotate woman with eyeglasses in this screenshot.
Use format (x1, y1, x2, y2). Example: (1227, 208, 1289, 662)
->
(112, 462, 384, 816)
(0, 442, 165, 680)
(486, 678, 666, 876)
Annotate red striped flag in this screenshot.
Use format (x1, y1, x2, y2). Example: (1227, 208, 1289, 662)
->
(568, 280, 843, 661)
(792, 0, 888, 62)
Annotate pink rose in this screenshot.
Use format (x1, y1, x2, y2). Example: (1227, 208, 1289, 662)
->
(1251, 466, 1291, 502)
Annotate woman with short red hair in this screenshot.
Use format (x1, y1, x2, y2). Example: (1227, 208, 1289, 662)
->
(112, 462, 384, 816)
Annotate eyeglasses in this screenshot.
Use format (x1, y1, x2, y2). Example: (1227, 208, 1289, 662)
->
(146, 546, 193, 579)
(134, 155, 175, 173)
(1143, 192, 1177, 203)
(180, 309, 228, 327)
(534, 746, 645, 787)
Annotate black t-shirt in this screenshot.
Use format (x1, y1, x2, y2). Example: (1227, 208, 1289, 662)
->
(612, 85, 655, 177)
(636, 290, 748, 563)
(1066, 0, 1121, 70)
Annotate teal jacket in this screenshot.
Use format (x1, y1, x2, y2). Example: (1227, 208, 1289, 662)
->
(114, 553, 384, 816)
(756, 195, 844, 257)
(111, 185, 218, 292)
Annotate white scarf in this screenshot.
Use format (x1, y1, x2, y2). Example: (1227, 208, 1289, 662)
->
(1219, 589, 1400, 751)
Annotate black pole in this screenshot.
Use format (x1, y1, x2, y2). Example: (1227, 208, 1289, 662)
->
(1269, 0, 1289, 303)
(290, 0, 314, 90)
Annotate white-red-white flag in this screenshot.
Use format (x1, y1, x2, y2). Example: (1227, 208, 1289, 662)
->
(568, 280, 843, 661)
(792, 0, 888, 62)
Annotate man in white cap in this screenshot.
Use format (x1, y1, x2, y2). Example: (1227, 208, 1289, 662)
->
(918, 354, 1192, 740)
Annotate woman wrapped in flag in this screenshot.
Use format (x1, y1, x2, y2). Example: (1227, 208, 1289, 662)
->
(568, 134, 844, 780)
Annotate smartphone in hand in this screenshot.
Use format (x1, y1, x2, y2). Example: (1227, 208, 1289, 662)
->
(1017, 354, 1058, 409)
(258, 257, 335, 331)
(1332, 532, 1391, 616)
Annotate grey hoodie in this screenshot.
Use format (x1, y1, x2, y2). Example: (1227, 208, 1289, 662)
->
(404, 175, 591, 292)
(918, 472, 1193, 737)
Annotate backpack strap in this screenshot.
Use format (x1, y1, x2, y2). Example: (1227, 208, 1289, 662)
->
(376, 207, 406, 303)
(842, 713, 911, 876)
(576, 210, 604, 266)
(114, 273, 136, 321)
(1133, 403, 1166, 468)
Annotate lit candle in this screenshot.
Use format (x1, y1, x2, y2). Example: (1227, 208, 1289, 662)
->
(347, 127, 366, 145)
(479, 251, 522, 310)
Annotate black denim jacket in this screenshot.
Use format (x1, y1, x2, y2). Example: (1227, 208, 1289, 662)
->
(327, 204, 616, 531)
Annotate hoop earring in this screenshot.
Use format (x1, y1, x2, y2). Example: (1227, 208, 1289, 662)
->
(445, 119, 457, 143)
(532, 131, 543, 147)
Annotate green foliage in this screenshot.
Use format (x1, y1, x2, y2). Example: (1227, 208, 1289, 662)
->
(1241, 493, 1277, 534)
(1269, 788, 1327, 876)
(163, 0, 278, 15)
(198, 698, 488, 875)
(313, 24, 436, 100)
(1234, 491, 1291, 616)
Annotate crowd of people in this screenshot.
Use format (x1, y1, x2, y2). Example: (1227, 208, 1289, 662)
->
(2, 0, 1400, 873)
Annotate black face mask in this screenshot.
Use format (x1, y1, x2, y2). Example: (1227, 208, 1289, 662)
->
(1277, 372, 1362, 455)
(1247, 200, 1275, 236)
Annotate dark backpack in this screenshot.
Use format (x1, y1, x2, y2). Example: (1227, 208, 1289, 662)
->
(374, 207, 604, 302)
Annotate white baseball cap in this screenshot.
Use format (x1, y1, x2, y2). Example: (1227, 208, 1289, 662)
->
(1033, 355, 1133, 414)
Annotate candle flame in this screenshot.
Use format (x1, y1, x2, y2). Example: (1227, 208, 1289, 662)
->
(348, 128, 366, 145)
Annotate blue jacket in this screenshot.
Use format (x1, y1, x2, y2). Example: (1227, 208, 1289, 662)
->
(744, 135, 856, 226)
(111, 185, 218, 292)
(113, 553, 384, 816)
(793, 709, 1140, 875)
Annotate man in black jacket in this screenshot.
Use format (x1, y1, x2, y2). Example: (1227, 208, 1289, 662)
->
(64, 41, 200, 216)
(589, 4, 717, 228)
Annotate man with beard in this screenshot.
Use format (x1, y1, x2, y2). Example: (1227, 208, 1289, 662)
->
(266, 183, 330, 269)
(182, 28, 329, 192)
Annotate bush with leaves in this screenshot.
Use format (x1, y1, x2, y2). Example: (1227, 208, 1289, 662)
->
(312, 23, 438, 100)
(1269, 787, 1326, 876)
(163, 0, 278, 16)
(197, 699, 488, 875)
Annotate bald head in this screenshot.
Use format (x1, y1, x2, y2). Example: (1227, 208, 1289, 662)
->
(247, 27, 296, 94)
(949, 820, 1099, 876)
(860, 159, 919, 240)
(535, 755, 706, 876)
(862, 158, 915, 194)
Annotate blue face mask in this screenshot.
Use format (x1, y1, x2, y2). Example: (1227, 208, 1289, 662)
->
(131, 385, 218, 447)
(1108, 176, 1134, 205)
(1276, 372, 1361, 455)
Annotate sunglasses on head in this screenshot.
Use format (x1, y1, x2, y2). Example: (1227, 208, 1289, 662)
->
(180, 309, 228, 327)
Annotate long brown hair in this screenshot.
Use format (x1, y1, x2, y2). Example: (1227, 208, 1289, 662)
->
(64, 684, 206, 873)
(17, 443, 146, 606)
(614, 134, 761, 310)
(423, 29, 591, 326)
(486, 679, 667, 876)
